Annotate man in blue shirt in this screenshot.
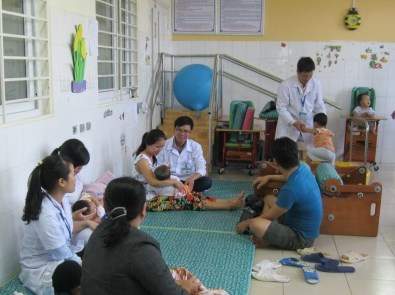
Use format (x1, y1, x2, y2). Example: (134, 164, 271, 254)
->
(236, 137, 323, 250)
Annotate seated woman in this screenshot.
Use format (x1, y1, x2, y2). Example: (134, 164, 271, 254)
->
(131, 129, 243, 211)
(19, 154, 93, 295)
(53, 139, 107, 247)
(81, 177, 202, 294)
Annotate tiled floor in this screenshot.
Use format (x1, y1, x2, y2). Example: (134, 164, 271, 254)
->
(211, 163, 395, 295)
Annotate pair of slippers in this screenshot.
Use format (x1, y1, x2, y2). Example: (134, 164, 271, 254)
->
(251, 260, 290, 283)
(280, 254, 356, 285)
(297, 247, 368, 264)
(300, 253, 355, 273)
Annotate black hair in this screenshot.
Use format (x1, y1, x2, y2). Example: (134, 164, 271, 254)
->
(174, 116, 194, 130)
(357, 92, 370, 106)
(22, 154, 72, 224)
(72, 199, 90, 214)
(103, 177, 146, 248)
(297, 57, 315, 73)
(52, 139, 90, 168)
(134, 129, 166, 164)
(271, 137, 299, 170)
(313, 113, 328, 127)
(154, 165, 171, 181)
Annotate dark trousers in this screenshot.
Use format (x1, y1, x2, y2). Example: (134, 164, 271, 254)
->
(192, 176, 212, 192)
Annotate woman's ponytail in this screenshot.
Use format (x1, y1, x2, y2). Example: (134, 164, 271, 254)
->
(22, 164, 45, 223)
(103, 207, 130, 247)
(133, 132, 149, 156)
(22, 155, 72, 223)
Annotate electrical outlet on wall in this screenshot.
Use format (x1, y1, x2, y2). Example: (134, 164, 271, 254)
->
(79, 123, 85, 133)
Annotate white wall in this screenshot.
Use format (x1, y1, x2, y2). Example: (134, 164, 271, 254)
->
(173, 40, 395, 163)
(0, 0, 173, 285)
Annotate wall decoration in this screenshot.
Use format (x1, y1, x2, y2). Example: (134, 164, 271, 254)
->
(360, 46, 390, 69)
(71, 24, 87, 93)
(344, 0, 361, 30)
(315, 45, 342, 71)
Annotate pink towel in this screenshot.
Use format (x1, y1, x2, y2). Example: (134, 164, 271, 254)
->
(242, 107, 255, 130)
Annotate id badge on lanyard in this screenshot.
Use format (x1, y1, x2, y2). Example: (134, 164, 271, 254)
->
(298, 89, 308, 123)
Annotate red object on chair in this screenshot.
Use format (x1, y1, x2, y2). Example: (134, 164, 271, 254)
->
(242, 107, 255, 130)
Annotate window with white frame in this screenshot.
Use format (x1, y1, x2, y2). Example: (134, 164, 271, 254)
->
(96, 0, 137, 99)
(0, 0, 50, 125)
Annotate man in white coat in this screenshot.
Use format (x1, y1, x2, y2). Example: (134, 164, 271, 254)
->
(157, 116, 212, 192)
(275, 57, 326, 147)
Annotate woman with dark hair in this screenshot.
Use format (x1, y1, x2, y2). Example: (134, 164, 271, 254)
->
(19, 154, 93, 295)
(81, 177, 201, 294)
(132, 129, 244, 211)
(131, 129, 185, 200)
(52, 139, 90, 206)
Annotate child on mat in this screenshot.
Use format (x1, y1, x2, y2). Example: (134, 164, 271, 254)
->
(301, 113, 336, 164)
(352, 92, 377, 133)
(147, 164, 244, 211)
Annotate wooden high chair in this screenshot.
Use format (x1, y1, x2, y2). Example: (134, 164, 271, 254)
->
(343, 87, 385, 167)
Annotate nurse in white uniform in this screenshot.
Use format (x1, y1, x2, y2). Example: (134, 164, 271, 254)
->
(19, 154, 89, 295)
(275, 57, 326, 147)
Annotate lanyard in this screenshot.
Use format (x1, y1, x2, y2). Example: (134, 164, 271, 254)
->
(47, 196, 72, 240)
(298, 87, 307, 108)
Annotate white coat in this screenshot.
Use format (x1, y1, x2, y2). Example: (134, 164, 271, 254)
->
(157, 137, 206, 181)
(19, 194, 81, 295)
(275, 76, 326, 145)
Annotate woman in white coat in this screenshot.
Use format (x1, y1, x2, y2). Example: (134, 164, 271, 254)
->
(275, 57, 326, 147)
(19, 154, 93, 295)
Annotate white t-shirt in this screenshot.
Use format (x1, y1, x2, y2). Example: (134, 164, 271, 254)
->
(353, 106, 375, 116)
(131, 153, 157, 200)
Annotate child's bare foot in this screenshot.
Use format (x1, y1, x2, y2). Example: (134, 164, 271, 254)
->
(228, 192, 245, 209)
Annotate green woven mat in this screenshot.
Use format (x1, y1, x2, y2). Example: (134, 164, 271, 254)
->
(142, 180, 255, 295)
(143, 227, 254, 295)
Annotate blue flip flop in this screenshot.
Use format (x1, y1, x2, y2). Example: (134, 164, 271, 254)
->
(302, 266, 320, 284)
(301, 253, 340, 265)
(280, 258, 320, 284)
(280, 257, 310, 268)
(316, 261, 355, 273)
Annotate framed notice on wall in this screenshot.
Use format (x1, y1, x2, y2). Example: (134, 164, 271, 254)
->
(220, 0, 264, 34)
(173, 0, 216, 33)
(172, 0, 264, 35)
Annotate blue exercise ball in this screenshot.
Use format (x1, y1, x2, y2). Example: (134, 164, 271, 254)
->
(173, 64, 213, 111)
